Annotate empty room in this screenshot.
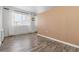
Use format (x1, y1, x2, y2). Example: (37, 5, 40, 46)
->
(0, 6, 79, 52)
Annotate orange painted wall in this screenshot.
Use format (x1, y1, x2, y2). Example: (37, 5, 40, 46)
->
(38, 7, 79, 45)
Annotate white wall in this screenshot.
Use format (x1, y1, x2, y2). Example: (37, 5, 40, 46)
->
(2, 9, 10, 37)
(13, 25, 32, 35)
(31, 16, 37, 32)
(0, 7, 3, 31)
(0, 7, 2, 46)
(0, 7, 4, 45)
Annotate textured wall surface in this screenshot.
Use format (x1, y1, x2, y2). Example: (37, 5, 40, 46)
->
(38, 7, 79, 45)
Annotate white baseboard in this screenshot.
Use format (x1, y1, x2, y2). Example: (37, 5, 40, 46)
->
(37, 34, 79, 49)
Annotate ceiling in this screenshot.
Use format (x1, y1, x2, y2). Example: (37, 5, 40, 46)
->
(13, 6, 53, 14)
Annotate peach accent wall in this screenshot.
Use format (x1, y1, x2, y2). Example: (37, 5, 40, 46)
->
(38, 7, 79, 45)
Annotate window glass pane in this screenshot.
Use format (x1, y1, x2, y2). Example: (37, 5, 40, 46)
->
(14, 13, 22, 25)
(22, 15, 31, 25)
(12, 11, 31, 26)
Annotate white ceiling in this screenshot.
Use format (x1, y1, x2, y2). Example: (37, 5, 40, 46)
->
(13, 6, 53, 14)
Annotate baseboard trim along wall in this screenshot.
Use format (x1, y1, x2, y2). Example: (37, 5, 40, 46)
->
(37, 34, 79, 49)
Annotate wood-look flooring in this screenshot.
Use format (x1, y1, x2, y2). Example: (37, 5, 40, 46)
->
(0, 33, 79, 52)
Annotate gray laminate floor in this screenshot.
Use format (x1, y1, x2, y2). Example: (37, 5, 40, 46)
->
(0, 33, 79, 52)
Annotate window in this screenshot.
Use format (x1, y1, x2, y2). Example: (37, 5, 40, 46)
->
(14, 13, 22, 25)
(12, 11, 31, 26)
